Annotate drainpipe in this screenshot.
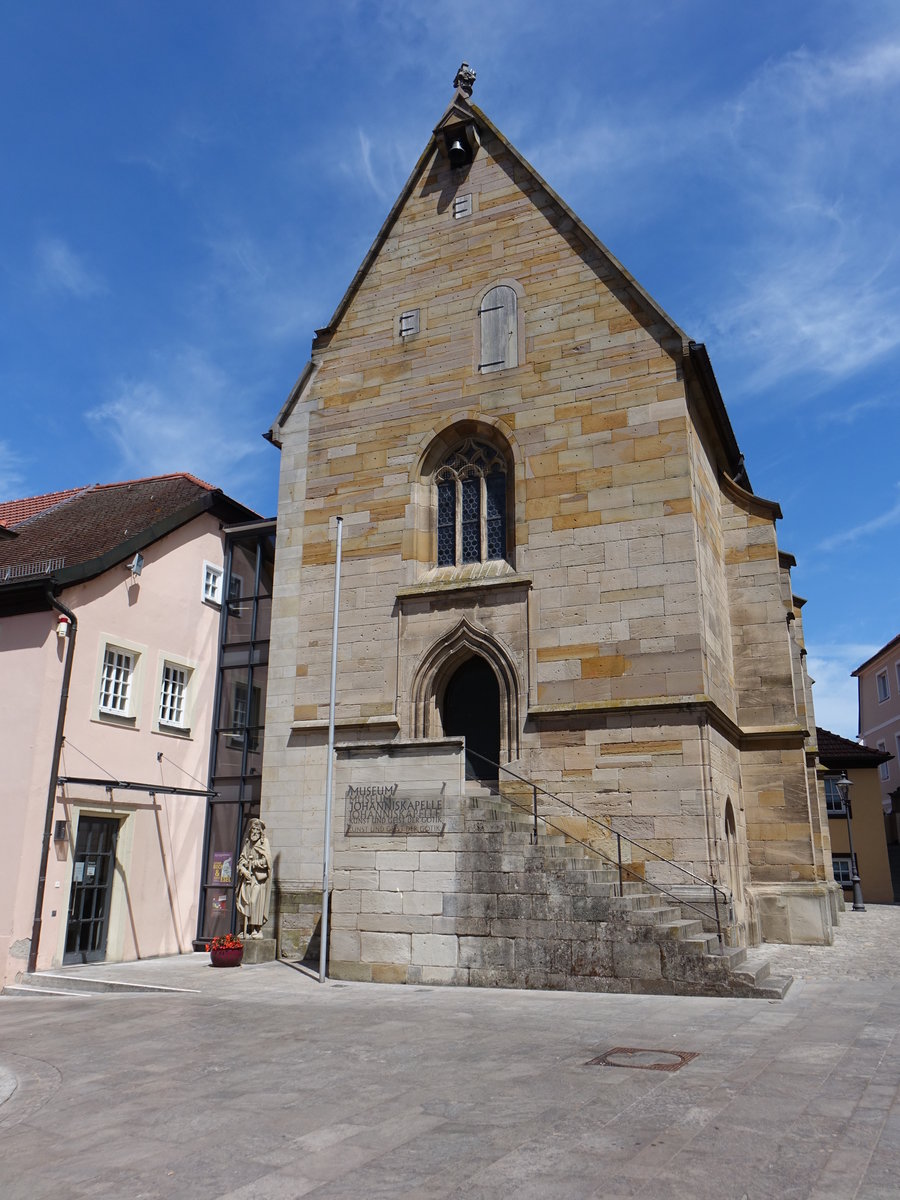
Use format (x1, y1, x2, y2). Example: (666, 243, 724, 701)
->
(27, 589, 78, 975)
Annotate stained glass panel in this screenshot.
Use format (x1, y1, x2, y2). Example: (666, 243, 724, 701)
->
(437, 480, 455, 566)
(461, 477, 480, 562)
(485, 472, 506, 560)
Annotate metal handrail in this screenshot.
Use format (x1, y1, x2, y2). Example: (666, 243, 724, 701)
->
(465, 749, 729, 949)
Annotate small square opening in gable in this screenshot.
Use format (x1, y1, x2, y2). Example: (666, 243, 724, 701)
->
(399, 309, 420, 337)
(453, 194, 472, 219)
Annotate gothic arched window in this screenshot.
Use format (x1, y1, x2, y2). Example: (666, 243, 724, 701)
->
(436, 440, 507, 567)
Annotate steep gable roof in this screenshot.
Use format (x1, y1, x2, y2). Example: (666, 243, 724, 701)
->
(267, 85, 750, 490)
(0, 473, 259, 606)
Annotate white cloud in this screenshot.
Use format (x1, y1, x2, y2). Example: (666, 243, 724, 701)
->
(87, 349, 268, 500)
(351, 127, 415, 206)
(807, 642, 876, 739)
(816, 395, 893, 426)
(819, 486, 900, 552)
(34, 236, 107, 299)
(703, 38, 900, 388)
(0, 440, 27, 502)
(521, 35, 900, 392)
(119, 113, 222, 184)
(198, 231, 322, 344)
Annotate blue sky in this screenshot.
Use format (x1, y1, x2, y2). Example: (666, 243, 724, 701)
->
(2, 2, 899, 737)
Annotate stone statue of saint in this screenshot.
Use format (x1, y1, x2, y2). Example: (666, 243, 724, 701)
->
(235, 818, 273, 939)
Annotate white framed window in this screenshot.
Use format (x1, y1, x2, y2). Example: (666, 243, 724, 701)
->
(230, 680, 262, 752)
(227, 573, 244, 615)
(479, 285, 518, 373)
(95, 637, 145, 724)
(823, 776, 846, 815)
(159, 663, 188, 728)
(832, 855, 853, 886)
(100, 646, 135, 716)
(203, 561, 224, 605)
(153, 654, 195, 735)
(878, 741, 889, 781)
(876, 669, 890, 702)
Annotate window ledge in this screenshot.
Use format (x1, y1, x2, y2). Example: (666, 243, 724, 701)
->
(291, 714, 400, 733)
(94, 712, 138, 729)
(398, 563, 531, 602)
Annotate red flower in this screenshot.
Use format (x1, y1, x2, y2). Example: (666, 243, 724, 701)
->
(207, 933, 243, 952)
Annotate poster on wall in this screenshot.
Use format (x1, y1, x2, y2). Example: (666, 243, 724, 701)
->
(212, 853, 233, 884)
(212, 894, 228, 913)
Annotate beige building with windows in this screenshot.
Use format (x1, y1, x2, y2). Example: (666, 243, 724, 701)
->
(854, 634, 900, 816)
(261, 71, 839, 992)
(0, 475, 256, 989)
(816, 727, 893, 906)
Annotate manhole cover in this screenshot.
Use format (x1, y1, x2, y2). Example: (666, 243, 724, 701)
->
(586, 1047, 698, 1072)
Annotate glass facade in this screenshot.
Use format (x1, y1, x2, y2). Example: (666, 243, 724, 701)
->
(196, 520, 275, 943)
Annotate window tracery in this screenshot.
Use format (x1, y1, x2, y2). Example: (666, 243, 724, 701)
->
(435, 439, 507, 567)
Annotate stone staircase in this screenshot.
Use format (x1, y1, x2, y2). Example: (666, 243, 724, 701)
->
(439, 787, 791, 999)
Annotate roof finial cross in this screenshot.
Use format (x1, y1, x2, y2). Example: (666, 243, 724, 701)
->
(453, 63, 476, 97)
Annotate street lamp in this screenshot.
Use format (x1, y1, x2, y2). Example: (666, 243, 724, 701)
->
(836, 773, 866, 912)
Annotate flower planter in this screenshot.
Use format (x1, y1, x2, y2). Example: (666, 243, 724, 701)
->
(210, 946, 244, 968)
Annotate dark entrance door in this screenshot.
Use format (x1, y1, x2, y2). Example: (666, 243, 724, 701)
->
(64, 816, 119, 964)
(442, 656, 501, 781)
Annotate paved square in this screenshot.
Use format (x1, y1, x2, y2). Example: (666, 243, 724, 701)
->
(2, 908, 899, 1199)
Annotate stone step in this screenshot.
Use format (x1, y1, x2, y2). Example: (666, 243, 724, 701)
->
(723, 946, 792, 998)
(681, 933, 722, 955)
(627, 905, 683, 925)
(611, 892, 666, 912)
(652, 919, 705, 941)
(754, 974, 793, 999)
(735, 950, 771, 983)
(13, 971, 198, 995)
(2, 984, 96, 999)
(711, 944, 747, 969)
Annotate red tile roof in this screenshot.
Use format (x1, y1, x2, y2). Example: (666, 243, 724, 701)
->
(816, 727, 892, 767)
(0, 484, 90, 527)
(0, 473, 257, 588)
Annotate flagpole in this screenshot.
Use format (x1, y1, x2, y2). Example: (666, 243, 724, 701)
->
(319, 515, 343, 983)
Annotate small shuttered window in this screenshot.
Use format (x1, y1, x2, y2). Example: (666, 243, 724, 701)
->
(479, 285, 518, 373)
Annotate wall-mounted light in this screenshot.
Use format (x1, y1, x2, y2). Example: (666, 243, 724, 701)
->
(125, 552, 144, 576)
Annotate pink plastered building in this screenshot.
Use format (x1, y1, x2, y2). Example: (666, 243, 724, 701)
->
(0, 475, 257, 987)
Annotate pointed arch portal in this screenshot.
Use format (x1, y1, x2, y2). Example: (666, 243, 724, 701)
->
(441, 656, 501, 781)
(411, 618, 521, 770)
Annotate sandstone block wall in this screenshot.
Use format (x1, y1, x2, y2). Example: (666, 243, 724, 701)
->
(262, 96, 833, 949)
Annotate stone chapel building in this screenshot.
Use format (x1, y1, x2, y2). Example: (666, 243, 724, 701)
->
(261, 68, 839, 990)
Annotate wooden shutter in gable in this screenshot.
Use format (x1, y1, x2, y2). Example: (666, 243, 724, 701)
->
(479, 285, 518, 373)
